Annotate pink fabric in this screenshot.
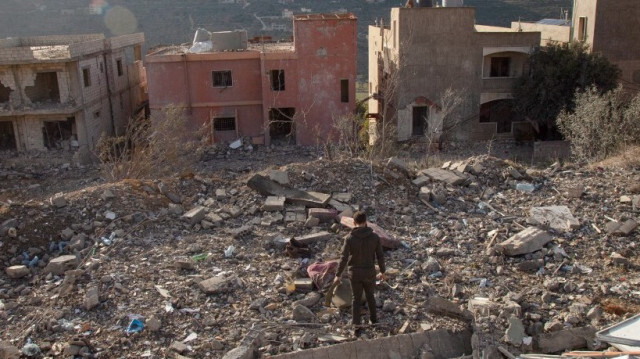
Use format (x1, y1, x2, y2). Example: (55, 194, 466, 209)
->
(307, 260, 340, 290)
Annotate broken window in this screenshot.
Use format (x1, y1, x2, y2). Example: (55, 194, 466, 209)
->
(0, 80, 10, 103)
(0, 121, 16, 150)
(213, 117, 236, 131)
(578, 17, 587, 42)
(212, 71, 232, 87)
(270, 69, 285, 91)
(82, 67, 91, 87)
(25, 72, 60, 103)
(269, 107, 295, 144)
(42, 117, 75, 149)
(116, 58, 123, 77)
(412, 106, 427, 136)
(340, 79, 349, 103)
(490, 57, 511, 77)
(479, 99, 516, 133)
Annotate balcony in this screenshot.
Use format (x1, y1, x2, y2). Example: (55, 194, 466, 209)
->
(482, 77, 516, 93)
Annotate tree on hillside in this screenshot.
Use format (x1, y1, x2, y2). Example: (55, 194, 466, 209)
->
(513, 41, 620, 139)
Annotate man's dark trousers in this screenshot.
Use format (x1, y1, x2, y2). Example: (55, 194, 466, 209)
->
(351, 267, 377, 325)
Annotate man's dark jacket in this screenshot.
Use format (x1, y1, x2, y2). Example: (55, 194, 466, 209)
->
(336, 226, 386, 277)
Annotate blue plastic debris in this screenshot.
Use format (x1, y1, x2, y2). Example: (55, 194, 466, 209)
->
(27, 256, 39, 267)
(22, 338, 41, 357)
(125, 319, 144, 334)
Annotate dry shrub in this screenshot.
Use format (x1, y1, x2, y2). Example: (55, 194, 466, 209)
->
(97, 106, 204, 181)
(557, 86, 640, 163)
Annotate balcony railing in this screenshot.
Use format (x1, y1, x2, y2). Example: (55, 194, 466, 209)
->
(482, 77, 516, 92)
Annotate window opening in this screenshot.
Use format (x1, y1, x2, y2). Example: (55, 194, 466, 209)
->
(82, 68, 91, 87)
(42, 117, 75, 149)
(578, 17, 587, 42)
(0, 121, 16, 150)
(270, 69, 285, 91)
(213, 117, 236, 131)
(0, 80, 11, 103)
(116, 58, 123, 77)
(340, 79, 349, 103)
(212, 71, 232, 87)
(25, 72, 60, 103)
(490, 57, 511, 77)
(479, 100, 516, 133)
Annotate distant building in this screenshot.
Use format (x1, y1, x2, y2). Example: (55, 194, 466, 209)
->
(0, 33, 147, 154)
(571, 0, 640, 91)
(368, 6, 540, 144)
(146, 13, 357, 146)
(510, 18, 571, 46)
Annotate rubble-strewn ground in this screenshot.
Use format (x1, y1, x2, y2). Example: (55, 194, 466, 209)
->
(0, 143, 639, 358)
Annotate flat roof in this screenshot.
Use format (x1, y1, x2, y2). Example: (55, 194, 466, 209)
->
(148, 41, 295, 56)
(536, 18, 571, 26)
(293, 13, 356, 21)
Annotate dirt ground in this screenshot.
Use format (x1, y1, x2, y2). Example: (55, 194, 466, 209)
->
(0, 142, 638, 358)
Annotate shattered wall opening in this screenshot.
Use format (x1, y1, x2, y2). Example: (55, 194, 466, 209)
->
(25, 72, 60, 104)
(0, 121, 16, 150)
(479, 99, 517, 134)
(269, 107, 295, 144)
(412, 106, 428, 136)
(42, 117, 75, 150)
(0, 80, 11, 103)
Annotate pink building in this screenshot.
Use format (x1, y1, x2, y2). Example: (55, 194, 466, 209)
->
(146, 13, 357, 146)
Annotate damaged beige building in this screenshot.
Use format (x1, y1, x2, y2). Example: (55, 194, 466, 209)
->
(368, 5, 540, 143)
(0, 33, 147, 155)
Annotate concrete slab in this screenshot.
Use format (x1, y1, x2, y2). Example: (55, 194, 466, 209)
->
(264, 196, 286, 211)
(496, 227, 553, 256)
(528, 206, 580, 232)
(419, 168, 467, 186)
(247, 174, 330, 207)
(295, 231, 331, 245)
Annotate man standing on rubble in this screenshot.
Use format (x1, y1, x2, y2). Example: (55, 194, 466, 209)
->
(334, 211, 386, 332)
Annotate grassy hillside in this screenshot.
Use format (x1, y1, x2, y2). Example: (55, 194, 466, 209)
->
(0, 0, 571, 76)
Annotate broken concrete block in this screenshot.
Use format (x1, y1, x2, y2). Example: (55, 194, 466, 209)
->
(294, 278, 314, 291)
(101, 189, 116, 200)
(453, 162, 469, 173)
(468, 297, 500, 316)
(332, 192, 352, 203)
(5, 265, 29, 279)
(537, 326, 596, 354)
(295, 231, 331, 245)
(264, 196, 285, 211)
(425, 296, 473, 321)
(182, 206, 206, 225)
(0, 341, 20, 359)
(340, 216, 401, 249)
(419, 168, 467, 186)
(215, 189, 227, 200)
(387, 156, 411, 175)
(199, 276, 233, 294)
(146, 317, 162, 332)
(517, 259, 544, 273)
(292, 304, 316, 322)
(45, 255, 78, 275)
(419, 187, 432, 202)
(84, 286, 99, 310)
(496, 227, 553, 256)
(605, 221, 622, 234)
(565, 186, 584, 199)
(231, 225, 252, 239)
(413, 176, 430, 187)
(269, 170, 290, 185)
(616, 219, 637, 236)
(505, 317, 525, 345)
(170, 341, 189, 354)
(247, 174, 330, 207)
(307, 208, 337, 223)
(328, 199, 351, 212)
(304, 216, 320, 228)
(204, 212, 223, 226)
(50, 192, 67, 208)
(60, 228, 74, 240)
(528, 206, 580, 232)
(507, 167, 523, 180)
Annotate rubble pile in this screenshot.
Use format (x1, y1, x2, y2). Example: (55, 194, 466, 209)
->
(0, 147, 639, 358)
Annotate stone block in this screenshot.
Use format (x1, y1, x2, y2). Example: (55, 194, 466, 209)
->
(425, 296, 473, 320)
(387, 156, 411, 175)
(419, 168, 466, 186)
(5, 265, 29, 279)
(496, 227, 553, 256)
(537, 326, 596, 354)
(205, 212, 223, 226)
(294, 278, 314, 291)
(412, 176, 430, 187)
(84, 286, 99, 310)
(307, 208, 337, 222)
(528, 206, 580, 232)
(45, 255, 78, 275)
(50, 192, 67, 208)
(616, 219, 637, 236)
(328, 199, 351, 212)
(264, 196, 286, 211)
(332, 192, 352, 203)
(199, 276, 232, 294)
(0, 341, 20, 359)
(182, 206, 205, 225)
(505, 317, 525, 345)
(419, 187, 432, 201)
(468, 297, 500, 316)
(269, 170, 290, 186)
(565, 186, 584, 199)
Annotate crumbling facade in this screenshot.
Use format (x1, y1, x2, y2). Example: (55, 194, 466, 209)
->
(571, 0, 640, 92)
(368, 6, 540, 144)
(0, 33, 147, 154)
(145, 13, 357, 146)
